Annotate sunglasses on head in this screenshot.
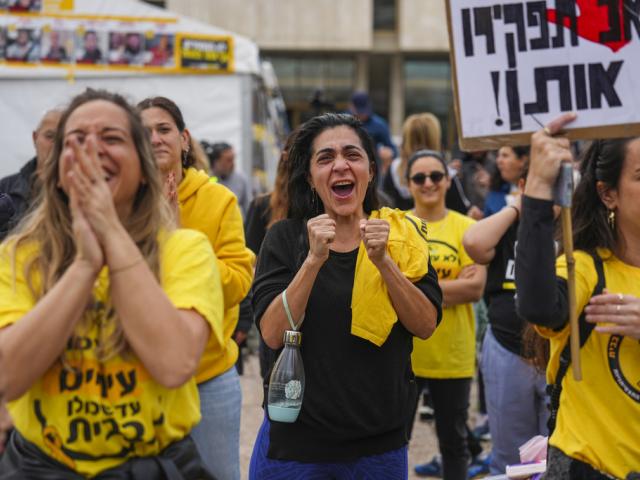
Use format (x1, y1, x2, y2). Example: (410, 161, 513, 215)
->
(410, 171, 446, 185)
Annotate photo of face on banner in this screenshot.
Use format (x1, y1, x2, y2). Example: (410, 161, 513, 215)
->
(0, 28, 7, 59)
(5, 28, 40, 63)
(76, 29, 105, 65)
(145, 34, 174, 67)
(8, 0, 41, 12)
(109, 32, 146, 66)
(41, 29, 73, 63)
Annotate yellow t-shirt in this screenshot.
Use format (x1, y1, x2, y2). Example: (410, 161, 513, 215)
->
(412, 210, 476, 378)
(536, 249, 640, 479)
(0, 229, 224, 477)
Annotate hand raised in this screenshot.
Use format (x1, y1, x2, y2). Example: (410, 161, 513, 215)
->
(526, 113, 577, 199)
(360, 218, 390, 266)
(307, 214, 335, 264)
(66, 136, 121, 242)
(68, 166, 104, 274)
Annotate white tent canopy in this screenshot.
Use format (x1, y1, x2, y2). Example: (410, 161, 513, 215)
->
(0, 0, 261, 177)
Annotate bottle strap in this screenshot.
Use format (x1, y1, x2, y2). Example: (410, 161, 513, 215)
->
(282, 289, 304, 331)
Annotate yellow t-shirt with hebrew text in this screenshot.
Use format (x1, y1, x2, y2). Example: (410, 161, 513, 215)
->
(0, 229, 224, 477)
(536, 249, 640, 479)
(411, 210, 476, 378)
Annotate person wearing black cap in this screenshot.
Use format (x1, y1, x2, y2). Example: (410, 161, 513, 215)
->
(349, 91, 398, 179)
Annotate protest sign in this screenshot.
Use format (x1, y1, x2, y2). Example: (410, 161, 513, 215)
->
(447, 0, 640, 150)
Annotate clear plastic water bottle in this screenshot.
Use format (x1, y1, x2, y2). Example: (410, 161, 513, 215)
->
(267, 330, 304, 423)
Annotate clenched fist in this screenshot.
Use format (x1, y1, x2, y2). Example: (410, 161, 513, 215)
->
(360, 218, 390, 266)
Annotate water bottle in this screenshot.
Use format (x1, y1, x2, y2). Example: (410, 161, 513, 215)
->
(267, 330, 304, 423)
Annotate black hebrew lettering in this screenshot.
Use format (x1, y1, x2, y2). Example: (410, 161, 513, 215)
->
(96, 373, 114, 398)
(116, 370, 136, 396)
(624, 0, 640, 41)
(463, 8, 474, 56)
(506, 69, 523, 130)
(122, 421, 145, 443)
(504, 3, 527, 51)
(574, 64, 589, 110)
(600, 0, 623, 44)
(60, 369, 82, 393)
(524, 65, 573, 114)
(474, 7, 496, 55)
(506, 33, 517, 69)
(103, 418, 120, 440)
(552, 0, 579, 47)
(67, 418, 92, 443)
(528, 1, 550, 49)
(68, 396, 83, 416)
(589, 61, 623, 108)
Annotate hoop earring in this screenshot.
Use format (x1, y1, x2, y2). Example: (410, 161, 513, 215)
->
(181, 149, 190, 168)
(311, 188, 317, 213)
(608, 210, 616, 230)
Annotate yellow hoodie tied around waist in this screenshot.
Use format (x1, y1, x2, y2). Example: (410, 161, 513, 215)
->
(351, 208, 430, 346)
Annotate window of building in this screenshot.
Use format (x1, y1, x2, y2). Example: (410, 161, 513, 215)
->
(264, 55, 356, 127)
(404, 59, 455, 150)
(373, 0, 396, 31)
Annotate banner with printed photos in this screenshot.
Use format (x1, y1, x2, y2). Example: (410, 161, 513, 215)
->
(0, 10, 233, 73)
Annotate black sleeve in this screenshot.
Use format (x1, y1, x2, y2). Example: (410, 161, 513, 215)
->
(414, 257, 443, 325)
(0, 193, 16, 241)
(515, 195, 569, 329)
(244, 195, 270, 255)
(251, 220, 299, 333)
(236, 292, 254, 334)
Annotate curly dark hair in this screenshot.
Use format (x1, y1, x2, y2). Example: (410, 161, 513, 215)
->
(286, 113, 379, 220)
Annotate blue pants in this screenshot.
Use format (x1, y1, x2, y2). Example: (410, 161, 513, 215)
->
(481, 327, 548, 474)
(191, 366, 242, 480)
(249, 416, 408, 479)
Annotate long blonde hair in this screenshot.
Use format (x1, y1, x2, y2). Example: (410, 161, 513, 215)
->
(398, 113, 442, 186)
(9, 89, 174, 362)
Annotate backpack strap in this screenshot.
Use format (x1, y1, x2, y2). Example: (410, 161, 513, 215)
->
(547, 252, 605, 434)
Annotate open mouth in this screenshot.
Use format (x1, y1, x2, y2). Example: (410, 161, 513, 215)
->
(331, 181, 355, 199)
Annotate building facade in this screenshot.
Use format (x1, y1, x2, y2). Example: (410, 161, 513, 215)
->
(147, 0, 455, 147)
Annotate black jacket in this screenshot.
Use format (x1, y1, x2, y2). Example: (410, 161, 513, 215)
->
(0, 157, 37, 240)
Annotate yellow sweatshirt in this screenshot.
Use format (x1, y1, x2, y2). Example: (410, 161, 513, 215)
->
(351, 208, 431, 346)
(178, 168, 255, 383)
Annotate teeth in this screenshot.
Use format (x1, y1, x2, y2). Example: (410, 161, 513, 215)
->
(334, 181, 353, 186)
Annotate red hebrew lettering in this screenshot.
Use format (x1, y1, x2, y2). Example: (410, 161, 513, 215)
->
(547, 0, 631, 52)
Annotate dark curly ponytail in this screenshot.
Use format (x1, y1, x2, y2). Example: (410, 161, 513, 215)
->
(572, 138, 634, 254)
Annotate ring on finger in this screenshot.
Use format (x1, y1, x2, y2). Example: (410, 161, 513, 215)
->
(616, 304, 621, 313)
(543, 126, 552, 136)
(617, 293, 624, 302)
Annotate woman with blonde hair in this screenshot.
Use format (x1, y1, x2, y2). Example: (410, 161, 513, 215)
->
(383, 113, 441, 210)
(0, 89, 222, 478)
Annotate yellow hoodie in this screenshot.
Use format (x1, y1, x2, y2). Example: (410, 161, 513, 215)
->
(178, 168, 255, 383)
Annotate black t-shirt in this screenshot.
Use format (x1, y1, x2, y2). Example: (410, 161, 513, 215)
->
(253, 218, 442, 462)
(484, 222, 526, 356)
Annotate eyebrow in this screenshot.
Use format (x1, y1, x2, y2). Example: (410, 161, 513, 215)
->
(65, 126, 128, 137)
(315, 144, 364, 155)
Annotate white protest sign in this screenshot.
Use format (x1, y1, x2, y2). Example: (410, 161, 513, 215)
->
(447, 0, 640, 150)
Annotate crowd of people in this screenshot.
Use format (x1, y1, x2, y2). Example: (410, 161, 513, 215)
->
(0, 88, 638, 480)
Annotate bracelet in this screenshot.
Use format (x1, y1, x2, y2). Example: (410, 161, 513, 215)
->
(507, 205, 520, 220)
(110, 257, 145, 275)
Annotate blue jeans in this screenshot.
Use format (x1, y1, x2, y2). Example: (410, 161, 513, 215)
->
(481, 327, 548, 474)
(249, 416, 408, 479)
(191, 366, 241, 480)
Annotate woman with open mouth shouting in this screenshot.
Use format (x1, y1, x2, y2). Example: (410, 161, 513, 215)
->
(249, 113, 442, 480)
